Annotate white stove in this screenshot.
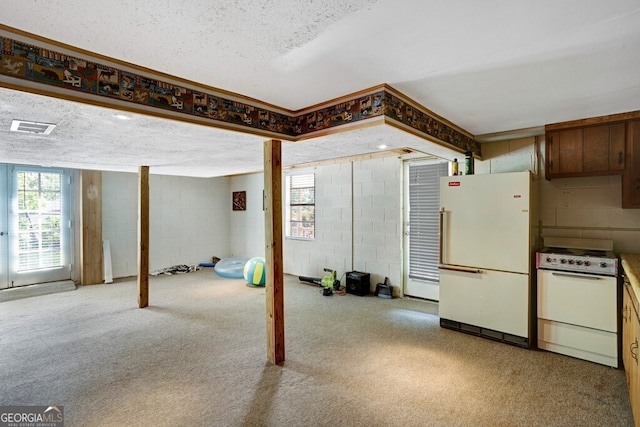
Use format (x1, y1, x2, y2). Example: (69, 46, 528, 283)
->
(536, 246, 618, 276)
(536, 237, 619, 367)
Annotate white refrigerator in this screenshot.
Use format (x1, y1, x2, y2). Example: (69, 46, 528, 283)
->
(438, 171, 536, 348)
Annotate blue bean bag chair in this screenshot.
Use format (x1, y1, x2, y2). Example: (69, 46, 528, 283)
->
(214, 258, 249, 279)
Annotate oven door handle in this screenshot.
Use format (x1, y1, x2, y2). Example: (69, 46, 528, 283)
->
(551, 272, 603, 280)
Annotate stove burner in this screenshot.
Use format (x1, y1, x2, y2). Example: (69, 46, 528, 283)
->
(541, 247, 612, 258)
(545, 247, 572, 254)
(582, 250, 607, 257)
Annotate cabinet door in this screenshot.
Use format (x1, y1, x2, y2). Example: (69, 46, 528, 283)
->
(547, 123, 627, 180)
(546, 129, 584, 177)
(623, 285, 633, 374)
(623, 284, 640, 425)
(583, 123, 626, 173)
(584, 125, 610, 172)
(546, 131, 560, 178)
(610, 122, 626, 171)
(631, 309, 640, 426)
(558, 128, 583, 174)
(623, 120, 640, 208)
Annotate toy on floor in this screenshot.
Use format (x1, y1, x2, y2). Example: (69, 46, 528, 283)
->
(151, 264, 198, 275)
(214, 258, 249, 279)
(244, 257, 266, 286)
(199, 256, 221, 268)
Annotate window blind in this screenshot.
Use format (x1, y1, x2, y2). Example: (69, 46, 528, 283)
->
(408, 162, 448, 282)
(16, 171, 64, 271)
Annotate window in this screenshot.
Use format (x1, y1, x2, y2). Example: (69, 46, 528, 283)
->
(16, 170, 65, 271)
(286, 173, 315, 239)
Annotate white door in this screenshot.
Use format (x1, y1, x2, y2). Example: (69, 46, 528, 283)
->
(438, 268, 484, 326)
(440, 171, 531, 274)
(537, 269, 617, 332)
(0, 166, 72, 289)
(0, 166, 8, 289)
(403, 161, 448, 301)
(439, 268, 530, 338)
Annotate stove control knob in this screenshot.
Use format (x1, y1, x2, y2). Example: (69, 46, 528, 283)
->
(546, 257, 552, 263)
(600, 262, 607, 268)
(560, 259, 566, 264)
(576, 260, 583, 265)
(568, 259, 575, 265)
(584, 261, 591, 266)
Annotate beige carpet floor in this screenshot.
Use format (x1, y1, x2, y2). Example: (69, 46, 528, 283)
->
(0, 270, 634, 426)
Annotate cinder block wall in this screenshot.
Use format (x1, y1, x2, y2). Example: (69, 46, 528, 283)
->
(102, 136, 640, 286)
(281, 157, 403, 292)
(283, 163, 354, 279)
(352, 157, 403, 288)
(102, 172, 231, 278)
(478, 136, 640, 252)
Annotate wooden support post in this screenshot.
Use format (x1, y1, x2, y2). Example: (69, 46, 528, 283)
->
(80, 170, 103, 285)
(264, 140, 285, 365)
(138, 166, 150, 308)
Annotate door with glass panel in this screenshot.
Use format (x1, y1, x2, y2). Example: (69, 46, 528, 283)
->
(0, 166, 72, 289)
(0, 166, 7, 289)
(403, 161, 448, 301)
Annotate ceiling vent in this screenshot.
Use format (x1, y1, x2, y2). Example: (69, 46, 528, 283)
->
(10, 119, 56, 135)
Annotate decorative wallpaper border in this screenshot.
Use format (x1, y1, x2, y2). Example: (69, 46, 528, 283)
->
(0, 33, 479, 156)
(383, 91, 476, 153)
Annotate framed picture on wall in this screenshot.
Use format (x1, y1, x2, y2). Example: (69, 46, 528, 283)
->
(233, 191, 246, 211)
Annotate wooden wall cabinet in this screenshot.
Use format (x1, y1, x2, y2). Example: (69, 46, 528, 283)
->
(622, 282, 640, 426)
(546, 122, 625, 179)
(545, 109, 640, 208)
(623, 120, 640, 208)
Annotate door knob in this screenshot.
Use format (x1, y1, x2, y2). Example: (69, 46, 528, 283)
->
(0, 231, 6, 236)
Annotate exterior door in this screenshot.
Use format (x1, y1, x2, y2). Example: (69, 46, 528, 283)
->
(0, 165, 72, 289)
(403, 161, 448, 301)
(0, 166, 7, 289)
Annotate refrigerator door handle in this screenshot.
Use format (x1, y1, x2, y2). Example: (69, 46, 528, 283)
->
(438, 264, 483, 274)
(439, 207, 445, 265)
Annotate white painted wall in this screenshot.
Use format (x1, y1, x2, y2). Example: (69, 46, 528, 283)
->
(477, 136, 640, 253)
(101, 172, 137, 278)
(352, 157, 403, 290)
(279, 136, 639, 298)
(102, 171, 231, 278)
(284, 163, 354, 279)
(99, 136, 639, 287)
(229, 174, 266, 258)
(282, 157, 403, 293)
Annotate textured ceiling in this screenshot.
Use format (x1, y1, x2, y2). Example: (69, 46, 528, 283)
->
(1, 0, 640, 177)
(0, 88, 445, 177)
